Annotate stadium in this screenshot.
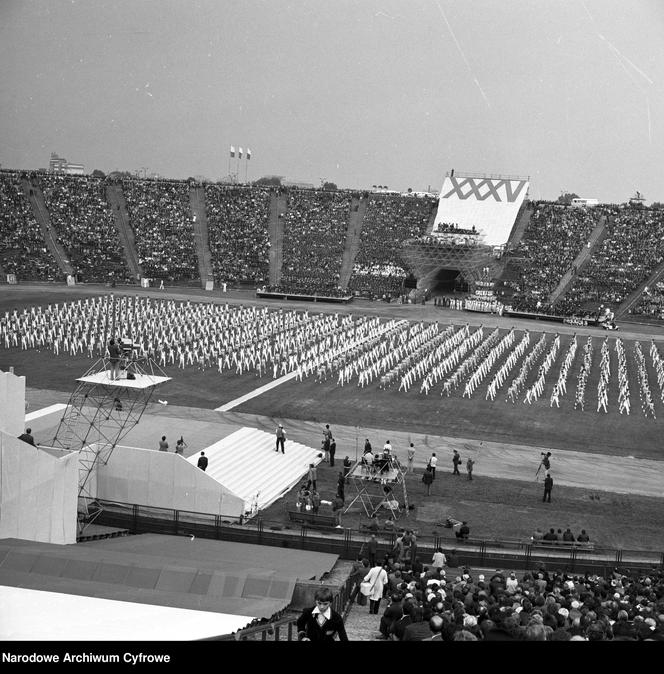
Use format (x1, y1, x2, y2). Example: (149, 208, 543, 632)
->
(2, 0, 664, 646)
(2, 165, 664, 642)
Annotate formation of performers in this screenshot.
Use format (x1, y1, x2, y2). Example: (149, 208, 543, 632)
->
(1, 294, 662, 418)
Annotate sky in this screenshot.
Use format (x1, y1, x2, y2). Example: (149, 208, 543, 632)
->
(1, 0, 663, 202)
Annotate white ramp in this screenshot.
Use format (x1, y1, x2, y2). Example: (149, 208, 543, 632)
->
(188, 428, 323, 514)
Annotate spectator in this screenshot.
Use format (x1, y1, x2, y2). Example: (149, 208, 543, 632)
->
(197, 451, 208, 471)
(18, 427, 36, 446)
(296, 586, 348, 642)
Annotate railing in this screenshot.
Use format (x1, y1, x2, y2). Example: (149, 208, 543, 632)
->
(91, 498, 664, 576)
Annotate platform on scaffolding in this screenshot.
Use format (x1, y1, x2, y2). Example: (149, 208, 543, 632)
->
(76, 371, 171, 388)
(344, 457, 409, 520)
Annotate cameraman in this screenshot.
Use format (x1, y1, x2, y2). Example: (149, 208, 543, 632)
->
(536, 452, 551, 481)
(108, 338, 122, 381)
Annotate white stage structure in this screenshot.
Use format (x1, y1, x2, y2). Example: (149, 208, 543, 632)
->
(0, 369, 79, 544)
(186, 427, 324, 516)
(96, 444, 245, 519)
(0, 369, 26, 436)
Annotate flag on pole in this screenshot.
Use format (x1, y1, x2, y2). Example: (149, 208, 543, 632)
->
(230, 145, 235, 158)
(247, 148, 252, 160)
(238, 147, 243, 159)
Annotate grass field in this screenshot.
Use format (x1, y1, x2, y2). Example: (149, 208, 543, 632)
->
(3, 284, 664, 553)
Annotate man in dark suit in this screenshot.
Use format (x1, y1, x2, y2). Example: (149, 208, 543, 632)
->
(378, 592, 404, 639)
(297, 587, 348, 641)
(543, 472, 553, 502)
(18, 428, 36, 446)
(197, 451, 208, 471)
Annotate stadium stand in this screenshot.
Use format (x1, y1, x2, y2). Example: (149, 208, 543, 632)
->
(348, 194, 435, 298)
(37, 174, 133, 284)
(277, 189, 352, 295)
(205, 184, 271, 287)
(557, 207, 664, 315)
(121, 178, 199, 283)
(632, 280, 664, 319)
(0, 171, 61, 282)
(507, 202, 603, 313)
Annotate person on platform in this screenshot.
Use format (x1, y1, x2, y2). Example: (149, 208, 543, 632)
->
(275, 424, 286, 453)
(108, 338, 122, 381)
(197, 451, 208, 471)
(158, 435, 169, 452)
(18, 427, 37, 446)
(296, 587, 348, 642)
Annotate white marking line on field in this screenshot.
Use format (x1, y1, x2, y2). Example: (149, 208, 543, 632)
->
(215, 371, 299, 412)
(25, 403, 67, 421)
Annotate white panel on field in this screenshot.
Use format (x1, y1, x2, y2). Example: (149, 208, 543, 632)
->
(96, 444, 245, 518)
(0, 369, 26, 436)
(434, 174, 529, 246)
(0, 430, 78, 544)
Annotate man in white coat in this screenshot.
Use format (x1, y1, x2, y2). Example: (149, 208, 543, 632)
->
(363, 562, 388, 615)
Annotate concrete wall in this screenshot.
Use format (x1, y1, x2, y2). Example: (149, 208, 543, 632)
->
(96, 445, 245, 518)
(0, 370, 26, 436)
(0, 430, 78, 544)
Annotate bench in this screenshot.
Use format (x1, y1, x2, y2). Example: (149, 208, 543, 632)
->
(530, 539, 595, 551)
(359, 524, 397, 536)
(288, 510, 338, 528)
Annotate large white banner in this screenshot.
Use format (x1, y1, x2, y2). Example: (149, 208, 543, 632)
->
(434, 174, 529, 246)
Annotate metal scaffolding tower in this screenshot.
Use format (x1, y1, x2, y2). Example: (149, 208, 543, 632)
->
(400, 236, 499, 287)
(344, 455, 409, 520)
(51, 354, 170, 533)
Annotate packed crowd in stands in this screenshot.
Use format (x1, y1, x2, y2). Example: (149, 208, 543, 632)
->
(354, 548, 664, 640)
(433, 222, 478, 236)
(38, 174, 133, 284)
(564, 207, 664, 314)
(280, 190, 351, 294)
(632, 281, 664, 319)
(411, 234, 480, 249)
(205, 184, 271, 286)
(265, 284, 348, 298)
(349, 194, 435, 296)
(121, 178, 199, 282)
(508, 202, 603, 313)
(0, 171, 62, 281)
